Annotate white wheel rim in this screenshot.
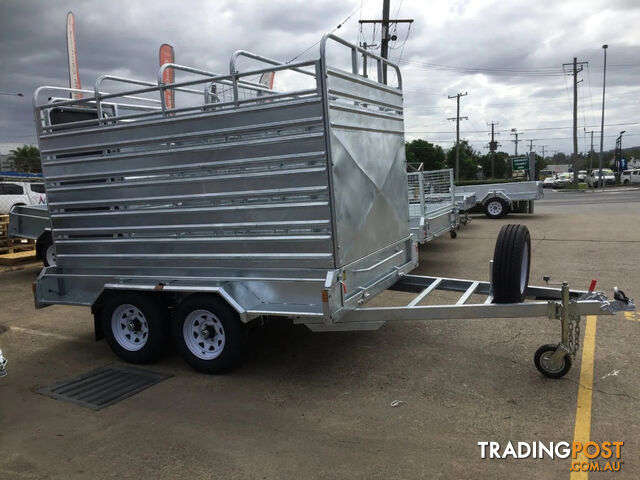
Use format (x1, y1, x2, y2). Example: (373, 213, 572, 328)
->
(520, 247, 529, 293)
(487, 201, 502, 216)
(183, 309, 226, 360)
(111, 304, 149, 351)
(45, 244, 56, 266)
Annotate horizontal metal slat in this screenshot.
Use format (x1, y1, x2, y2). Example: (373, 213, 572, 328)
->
(49, 201, 330, 228)
(39, 98, 324, 154)
(45, 149, 327, 182)
(49, 185, 328, 209)
(47, 168, 328, 204)
(53, 219, 331, 235)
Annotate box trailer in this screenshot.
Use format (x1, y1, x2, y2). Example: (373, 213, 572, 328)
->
(456, 181, 543, 219)
(8, 204, 55, 266)
(31, 35, 633, 376)
(407, 169, 459, 243)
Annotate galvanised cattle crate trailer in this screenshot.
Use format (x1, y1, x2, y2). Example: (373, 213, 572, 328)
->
(32, 35, 634, 376)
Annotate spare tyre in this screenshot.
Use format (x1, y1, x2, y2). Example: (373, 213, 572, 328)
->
(492, 224, 531, 303)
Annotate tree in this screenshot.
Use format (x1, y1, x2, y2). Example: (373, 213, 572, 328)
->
(8, 145, 41, 173)
(553, 152, 568, 164)
(446, 140, 479, 180)
(479, 151, 509, 179)
(405, 139, 446, 171)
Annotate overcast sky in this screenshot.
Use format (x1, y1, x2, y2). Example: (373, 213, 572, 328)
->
(1, 0, 638, 157)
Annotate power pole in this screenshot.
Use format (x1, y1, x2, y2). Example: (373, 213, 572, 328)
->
(527, 139, 537, 180)
(448, 92, 468, 181)
(359, 1, 413, 84)
(380, 0, 391, 83)
(585, 130, 595, 170)
(539, 144, 548, 163)
(563, 57, 587, 187)
(487, 121, 499, 178)
(510, 128, 522, 156)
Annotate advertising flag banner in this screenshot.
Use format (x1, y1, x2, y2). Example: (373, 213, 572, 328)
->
(66, 12, 82, 99)
(159, 43, 175, 110)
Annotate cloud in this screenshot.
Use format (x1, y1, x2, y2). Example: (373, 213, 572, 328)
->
(0, 0, 638, 155)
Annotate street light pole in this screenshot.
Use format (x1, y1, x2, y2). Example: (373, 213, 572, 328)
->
(598, 44, 608, 191)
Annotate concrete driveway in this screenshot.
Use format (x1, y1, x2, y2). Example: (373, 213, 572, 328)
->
(1, 188, 638, 479)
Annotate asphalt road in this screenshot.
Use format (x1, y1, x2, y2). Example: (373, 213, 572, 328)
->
(0, 190, 638, 479)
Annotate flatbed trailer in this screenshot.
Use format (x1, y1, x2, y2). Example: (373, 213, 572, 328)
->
(456, 180, 543, 219)
(31, 34, 633, 376)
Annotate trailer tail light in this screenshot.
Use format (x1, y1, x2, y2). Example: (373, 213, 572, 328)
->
(589, 279, 597, 292)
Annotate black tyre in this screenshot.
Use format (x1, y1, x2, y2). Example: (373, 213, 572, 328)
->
(492, 224, 531, 303)
(101, 293, 169, 364)
(484, 197, 509, 219)
(37, 233, 56, 267)
(450, 229, 457, 239)
(534, 344, 572, 378)
(172, 294, 247, 374)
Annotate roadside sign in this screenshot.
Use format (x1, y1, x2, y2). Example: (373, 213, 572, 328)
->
(512, 156, 529, 171)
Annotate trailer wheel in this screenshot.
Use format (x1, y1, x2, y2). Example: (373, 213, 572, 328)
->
(534, 344, 572, 378)
(492, 224, 531, 303)
(172, 295, 246, 374)
(484, 197, 509, 219)
(101, 293, 169, 364)
(37, 233, 56, 267)
(450, 229, 457, 239)
(44, 242, 56, 267)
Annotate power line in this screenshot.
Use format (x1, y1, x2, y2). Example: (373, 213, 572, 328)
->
(288, 0, 372, 63)
(395, 58, 640, 76)
(405, 121, 640, 135)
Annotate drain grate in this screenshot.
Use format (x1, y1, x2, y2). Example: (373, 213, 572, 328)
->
(37, 364, 172, 410)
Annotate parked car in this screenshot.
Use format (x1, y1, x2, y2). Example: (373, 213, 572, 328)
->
(588, 169, 616, 187)
(554, 172, 573, 188)
(622, 169, 640, 185)
(542, 176, 556, 188)
(577, 170, 587, 182)
(0, 182, 47, 214)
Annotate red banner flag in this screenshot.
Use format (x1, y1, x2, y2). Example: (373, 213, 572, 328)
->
(66, 12, 82, 99)
(159, 43, 175, 110)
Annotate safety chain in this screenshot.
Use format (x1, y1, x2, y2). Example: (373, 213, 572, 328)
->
(567, 313, 581, 356)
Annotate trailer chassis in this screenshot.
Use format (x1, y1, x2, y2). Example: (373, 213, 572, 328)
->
(338, 270, 634, 377)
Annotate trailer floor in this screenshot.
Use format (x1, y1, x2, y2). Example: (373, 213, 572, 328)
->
(0, 188, 639, 479)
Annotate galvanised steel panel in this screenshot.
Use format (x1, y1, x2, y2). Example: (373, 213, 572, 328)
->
(325, 69, 409, 267)
(40, 98, 334, 272)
